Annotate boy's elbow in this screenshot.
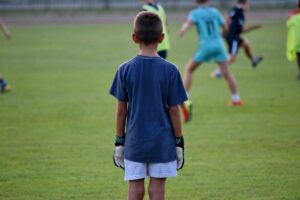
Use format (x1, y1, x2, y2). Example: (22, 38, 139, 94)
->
(169, 105, 180, 116)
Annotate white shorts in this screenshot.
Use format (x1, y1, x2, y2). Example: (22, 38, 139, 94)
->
(124, 159, 177, 181)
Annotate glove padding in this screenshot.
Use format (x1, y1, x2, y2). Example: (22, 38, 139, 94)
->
(113, 145, 124, 169)
(176, 147, 184, 170)
(175, 136, 184, 170)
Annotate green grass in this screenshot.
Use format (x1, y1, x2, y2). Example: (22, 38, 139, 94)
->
(0, 20, 299, 200)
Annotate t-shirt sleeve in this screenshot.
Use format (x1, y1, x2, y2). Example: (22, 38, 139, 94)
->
(109, 67, 128, 102)
(167, 68, 188, 107)
(188, 11, 196, 24)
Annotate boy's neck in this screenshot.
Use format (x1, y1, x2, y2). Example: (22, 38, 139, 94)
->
(138, 43, 159, 57)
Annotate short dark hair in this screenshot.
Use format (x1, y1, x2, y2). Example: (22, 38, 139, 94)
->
(196, 0, 208, 3)
(237, 0, 248, 4)
(133, 11, 163, 45)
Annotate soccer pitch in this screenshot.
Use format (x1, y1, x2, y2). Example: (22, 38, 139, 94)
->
(0, 18, 299, 199)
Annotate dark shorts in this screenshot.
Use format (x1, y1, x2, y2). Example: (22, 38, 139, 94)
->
(158, 50, 168, 59)
(226, 37, 244, 56)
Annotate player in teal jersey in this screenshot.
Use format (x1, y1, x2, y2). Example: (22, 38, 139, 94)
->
(0, 18, 12, 94)
(140, 0, 171, 59)
(178, 0, 243, 122)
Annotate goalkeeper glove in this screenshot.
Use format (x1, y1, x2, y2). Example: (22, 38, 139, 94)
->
(113, 135, 125, 169)
(175, 136, 184, 170)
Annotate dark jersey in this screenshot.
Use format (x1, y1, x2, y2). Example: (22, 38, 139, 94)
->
(227, 6, 245, 39)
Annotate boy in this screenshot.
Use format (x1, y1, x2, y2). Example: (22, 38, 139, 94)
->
(211, 0, 263, 79)
(140, 0, 170, 59)
(286, 0, 300, 80)
(109, 12, 187, 200)
(178, 0, 242, 122)
(0, 18, 12, 94)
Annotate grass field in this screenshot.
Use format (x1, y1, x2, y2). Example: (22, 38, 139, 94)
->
(0, 17, 299, 200)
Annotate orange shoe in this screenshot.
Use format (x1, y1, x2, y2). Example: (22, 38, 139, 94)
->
(181, 100, 192, 123)
(228, 100, 244, 106)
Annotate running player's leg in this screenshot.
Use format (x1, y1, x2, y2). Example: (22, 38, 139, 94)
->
(183, 59, 201, 94)
(218, 61, 242, 105)
(242, 38, 263, 67)
(211, 39, 238, 78)
(128, 179, 145, 200)
(148, 177, 166, 200)
(218, 61, 237, 95)
(182, 59, 200, 122)
(242, 39, 254, 61)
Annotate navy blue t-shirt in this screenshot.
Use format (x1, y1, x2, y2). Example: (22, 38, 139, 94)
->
(227, 6, 245, 39)
(110, 55, 187, 163)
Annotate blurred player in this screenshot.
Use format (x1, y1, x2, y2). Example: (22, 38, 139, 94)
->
(178, 0, 243, 122)
(110, 12, 186, 200)
(211, 0, 263, 79)
(0, 18, 12, 94)
(140, 0, 170, 59)
(286, 0, 300, 80)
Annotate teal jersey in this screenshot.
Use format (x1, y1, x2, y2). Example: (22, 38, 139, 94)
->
(188, 6, 225, 47)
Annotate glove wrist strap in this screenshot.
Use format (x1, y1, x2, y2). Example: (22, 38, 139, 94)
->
(115, 135, 125, 146)
(175, 136, 184, 149)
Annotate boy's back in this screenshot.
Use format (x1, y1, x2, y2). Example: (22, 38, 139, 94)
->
(188, 6, 225, 46)
(110, 55, 186, 163)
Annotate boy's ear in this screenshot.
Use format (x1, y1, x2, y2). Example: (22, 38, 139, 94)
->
(132, 33, 139, 44)
(158, 34, 165, 43)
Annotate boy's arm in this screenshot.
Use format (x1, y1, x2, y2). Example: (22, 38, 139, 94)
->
(113, 100, 127, 169)
(177, 19, 193, 38)
(242, 24, 262, 34)
(169, 105, 185, 170)
(168, 105, 183, 137)
(0, 18, 11, 40)
(116, 100, 127, 137)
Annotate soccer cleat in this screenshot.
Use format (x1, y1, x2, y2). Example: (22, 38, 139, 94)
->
(252, 56, 263, 68)
(181, 100, 193, 123)
(228, 100, 244, 106)
(1, 84, 11, 94)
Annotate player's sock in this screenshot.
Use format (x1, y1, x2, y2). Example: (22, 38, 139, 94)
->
(231, 93, 241, 102)
(229, 93, 243, 106)
(252, 56, 263, 68)
(297, 73, 300, 80)
(210, 68, 222, 79)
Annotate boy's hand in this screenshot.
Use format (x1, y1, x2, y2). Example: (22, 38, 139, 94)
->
(113, 135, 125, 169)
(175, 136, 184, 170)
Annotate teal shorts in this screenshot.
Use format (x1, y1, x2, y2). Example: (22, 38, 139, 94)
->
(193, 44, 228, 63)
